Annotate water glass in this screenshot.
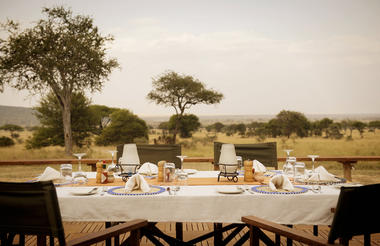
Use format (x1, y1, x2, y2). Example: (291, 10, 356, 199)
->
(60, 164, 72, 180)
(283, 157, 296, 175)
(294, 162, 305, 182)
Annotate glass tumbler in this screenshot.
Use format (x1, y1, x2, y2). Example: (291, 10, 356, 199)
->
(60, 164, 72, 180)
(294, 162, 306, 182)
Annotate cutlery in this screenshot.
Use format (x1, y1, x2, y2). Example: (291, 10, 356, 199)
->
(238, 186, 255, 194)
(88, 187, 98, 194)
(100, 186, 108, 196)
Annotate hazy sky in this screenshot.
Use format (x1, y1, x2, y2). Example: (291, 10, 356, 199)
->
(1, 0, 379, 116)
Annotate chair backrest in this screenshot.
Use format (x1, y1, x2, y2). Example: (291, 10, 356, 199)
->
(0, 181, 66, 245)
(214, 142, 278, 169)
(117, 144, 182, 168)
(328, 183, 380, 244)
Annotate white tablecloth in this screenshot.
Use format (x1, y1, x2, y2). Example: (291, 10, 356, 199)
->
(57, 172, 340, 225)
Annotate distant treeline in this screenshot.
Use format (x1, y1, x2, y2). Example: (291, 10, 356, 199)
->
(201, 110, 380, 141)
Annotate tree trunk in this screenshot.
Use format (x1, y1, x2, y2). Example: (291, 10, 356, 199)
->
(62, 100, 73, 156)
(172, 114, 183, 144)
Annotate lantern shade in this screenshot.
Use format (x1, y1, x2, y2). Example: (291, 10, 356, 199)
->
(120, 144, 140, 164)
(219, 144, 238, 164)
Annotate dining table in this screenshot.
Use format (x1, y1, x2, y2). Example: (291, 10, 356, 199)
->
(55, 170, 343, 245)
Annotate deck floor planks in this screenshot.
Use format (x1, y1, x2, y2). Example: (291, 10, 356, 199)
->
(20, 221, 380, 245)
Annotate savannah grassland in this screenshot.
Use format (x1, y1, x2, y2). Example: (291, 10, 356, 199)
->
(0, 129, 380, 184)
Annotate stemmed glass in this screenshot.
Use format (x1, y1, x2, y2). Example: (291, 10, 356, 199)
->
(108, 150, 119, 173)
(284, 149, 293, 159)
(176, 155, 187, 171)
(73, 153, 87, 183)
(308, 155, 319, 172)
(176, 155, 188, 189)
(283, 150, 293, 175)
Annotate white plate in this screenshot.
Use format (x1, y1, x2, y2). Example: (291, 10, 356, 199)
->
(183, 169, 197, 174)
(216, 186, 244, 194)
(70, 187, 98, 196)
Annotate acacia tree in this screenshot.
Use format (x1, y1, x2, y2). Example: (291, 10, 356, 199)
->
(0, 6, 119, 155)
(147, 71, 223, 143)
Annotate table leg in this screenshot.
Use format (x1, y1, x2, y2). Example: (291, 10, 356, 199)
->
(175, 222, 183, 241)
(214, 223, 223, 245)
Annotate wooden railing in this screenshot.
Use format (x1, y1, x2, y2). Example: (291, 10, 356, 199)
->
(1, 156, 380, 181)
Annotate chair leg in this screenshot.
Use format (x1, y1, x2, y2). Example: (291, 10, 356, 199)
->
(339, 237, 349, 246)
(275, 234, 281, 246)
(19, 234, 25, 246)
(286, 225, 293, 246)
(249, 225, 260, 246)
(126, 229, 141, 246)
(364, 234, 371, 246)
(37, 235, 46, 246)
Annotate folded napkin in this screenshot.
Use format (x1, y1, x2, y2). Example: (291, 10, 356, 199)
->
(308, 166, 339, 182)
(138, 162, 158, 175)
(268, 174, 294, 191)
(253, 160, 267, 173)
(125, 174, 150, 193)
(37, 167, 62, 181)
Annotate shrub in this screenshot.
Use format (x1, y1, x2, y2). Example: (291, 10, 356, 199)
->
(0, 136, 15, 147)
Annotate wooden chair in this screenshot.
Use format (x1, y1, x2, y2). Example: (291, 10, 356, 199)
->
(214, 142, 278, 170)
(0, 181, 148, 246)
(242, 183, 380, 246)
(117, 144, 182, 168)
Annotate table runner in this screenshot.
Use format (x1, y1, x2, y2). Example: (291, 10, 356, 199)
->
(77, 177, 267, 187)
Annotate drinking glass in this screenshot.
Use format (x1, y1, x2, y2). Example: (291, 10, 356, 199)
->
(311, 172, 321, 193)
(175, 155, 188, 186)
(294, 162, 305, 182)
(176, 155, 187, 171)
(107, 150, 119, 173)
(283, 157, 296, 176)
(308, 155, 319, 172)
(284, 149, 293, 158)
(73, 153, 87, 183)
(60, 164, 72, 181)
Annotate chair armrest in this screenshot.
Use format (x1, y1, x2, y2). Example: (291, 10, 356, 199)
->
(242, 216, 338, 246)
(67, 219, 148, 246)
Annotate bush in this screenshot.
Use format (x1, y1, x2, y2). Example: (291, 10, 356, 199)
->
(0, 136, 15, 147)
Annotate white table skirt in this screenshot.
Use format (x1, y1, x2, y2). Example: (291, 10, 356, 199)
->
(57, 172, 340, 225)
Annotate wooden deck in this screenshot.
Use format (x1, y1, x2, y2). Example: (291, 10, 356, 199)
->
(20, 222, 380, 245)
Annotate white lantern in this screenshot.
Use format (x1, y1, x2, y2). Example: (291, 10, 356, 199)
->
(218, 144, 239, 182)
(118, 144, 140, 180)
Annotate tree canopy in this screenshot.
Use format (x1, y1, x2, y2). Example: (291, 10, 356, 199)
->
(0, 6, 119, 155)
(25, 92, 96, 149)
(147, 71, 223, 143)
(95, 109, 148, 145)
(168, 114, 201, 138)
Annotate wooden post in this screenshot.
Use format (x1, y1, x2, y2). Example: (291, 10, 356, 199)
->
(339, 161, 357, 182)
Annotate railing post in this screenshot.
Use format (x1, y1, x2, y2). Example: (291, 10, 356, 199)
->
(338, 161, 357, 182)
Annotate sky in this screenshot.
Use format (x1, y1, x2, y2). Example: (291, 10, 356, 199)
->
(0, 0, 380, 116)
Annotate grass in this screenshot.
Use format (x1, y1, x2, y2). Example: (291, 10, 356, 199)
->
(0, 129, 379, 184)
